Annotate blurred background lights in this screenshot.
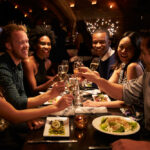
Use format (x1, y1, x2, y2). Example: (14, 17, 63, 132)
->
(86, 18, 119, 36)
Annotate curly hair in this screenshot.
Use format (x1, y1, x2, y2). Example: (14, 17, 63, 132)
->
(29, 25, 56, 51)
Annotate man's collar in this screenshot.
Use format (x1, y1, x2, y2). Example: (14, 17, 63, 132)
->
(5, 52, 22, 70)
(101, 47, 115, 61)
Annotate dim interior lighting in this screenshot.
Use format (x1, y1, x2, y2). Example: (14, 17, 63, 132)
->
(29, 9, 32, 13)
(24, 13, 28, 17)
(86, 18, 120, 36)
(110, 5, 113, 8)
(70, 2, 75, 7)
(14, 4, 18, 9)
(43, 7, 48, 11)
(91, 0, 97, 5)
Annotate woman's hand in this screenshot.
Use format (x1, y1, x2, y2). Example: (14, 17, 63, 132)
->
(54, 94, 74, 111)
(83, 100, 99, 107)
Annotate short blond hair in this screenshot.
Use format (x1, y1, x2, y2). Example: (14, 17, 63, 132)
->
(0, 24, 27, 51)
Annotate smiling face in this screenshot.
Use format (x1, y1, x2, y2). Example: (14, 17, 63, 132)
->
(117, 37, 135, 64)
(36, 35, 51, 59)
(92, 32, 110, 57)
(6, 30, 29, 64)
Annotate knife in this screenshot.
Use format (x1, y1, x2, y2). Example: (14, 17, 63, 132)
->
(27, 139, 78, 143)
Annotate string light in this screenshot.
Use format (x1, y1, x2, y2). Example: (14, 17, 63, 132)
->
(86, 18, 120, 36)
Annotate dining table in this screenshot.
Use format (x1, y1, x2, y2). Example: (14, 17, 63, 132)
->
(22, 87, 150, 150)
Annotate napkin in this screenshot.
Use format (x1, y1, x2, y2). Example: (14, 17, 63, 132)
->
(80, 89, 100, 96)
(75, 106, 107, 114)
(50, 106, 75, 116)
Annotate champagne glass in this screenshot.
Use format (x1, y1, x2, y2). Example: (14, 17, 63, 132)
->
(61, 60, 69, 74)
(58, 65, 67, 81)
(90, 57, 100, 71)
(84, 57, 100, 87)
(73, 60, 83, 74)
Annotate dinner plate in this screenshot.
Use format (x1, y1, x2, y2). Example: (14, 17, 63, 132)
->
(44, 96, 61, 105)
(92, 115, 140, 136)
(43, 117, 70, 137)
(92, 93, 111, 102)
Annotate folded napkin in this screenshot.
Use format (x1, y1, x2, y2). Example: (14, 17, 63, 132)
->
(112, 139, 150, 150)
(80, 89, 100, 96)
(75, 106, 107, 114)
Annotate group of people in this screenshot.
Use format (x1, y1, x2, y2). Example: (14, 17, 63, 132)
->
(0, 22, 150, 150)
(0, 24, 73, 150)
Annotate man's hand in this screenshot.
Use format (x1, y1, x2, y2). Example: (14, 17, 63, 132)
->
(48, 81, 65, 98)
(54, 94, 73, 111)
(27, 119, 44, 130)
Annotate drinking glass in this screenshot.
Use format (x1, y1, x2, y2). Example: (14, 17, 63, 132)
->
(84, 57, 100, 87)
(58, 65, 67, 81)
(61, 60, 69, 73)
(90, 57, 100, 71)
(73, 60, 83, 74)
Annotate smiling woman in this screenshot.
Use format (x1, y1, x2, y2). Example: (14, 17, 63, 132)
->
(22, 25, 58, 96)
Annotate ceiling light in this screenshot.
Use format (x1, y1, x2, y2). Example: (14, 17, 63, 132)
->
(14, 4, 18, 9)
(43, 7, 48, 11)
(70, 2, 75, 7)
(91, 0, 97, 5)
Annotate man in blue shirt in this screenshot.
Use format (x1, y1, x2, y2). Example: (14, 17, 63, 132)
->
(92, 29, 116, 79)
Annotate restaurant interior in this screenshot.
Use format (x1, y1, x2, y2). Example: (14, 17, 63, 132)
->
(0, 0, 150, 36)
(0, 1, 150, 150)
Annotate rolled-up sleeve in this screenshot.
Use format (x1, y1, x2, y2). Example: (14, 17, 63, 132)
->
(123, 75, 143, 106)
(0, 65, 27, 109)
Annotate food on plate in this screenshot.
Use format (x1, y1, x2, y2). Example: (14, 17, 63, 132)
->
(49, 120, 65, 135)
(48, 96, 61, 104)
(100, 116, 138, 133)
(93, 93, 109, 102)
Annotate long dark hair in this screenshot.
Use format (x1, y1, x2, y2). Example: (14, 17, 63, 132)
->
(114, 31, 141, 70)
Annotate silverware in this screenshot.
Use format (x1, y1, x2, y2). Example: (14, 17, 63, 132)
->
(27, 139, 78, 144)
(88, 146, 111, 150)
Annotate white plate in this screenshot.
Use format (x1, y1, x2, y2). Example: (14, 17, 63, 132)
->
(92, 115, 140, 136)
(43, 117, 70, 137)
(44, 96, 61, 105)
(92, 94, 111, 102)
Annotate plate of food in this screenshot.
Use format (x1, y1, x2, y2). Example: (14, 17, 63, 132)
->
(92, 115, 140, 136)
(92, 93, 111, 102)
(43, 117, 70, 137)
(44, 96, 61, 105)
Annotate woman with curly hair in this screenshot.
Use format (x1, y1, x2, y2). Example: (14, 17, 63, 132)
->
(23, 25, 58, 96)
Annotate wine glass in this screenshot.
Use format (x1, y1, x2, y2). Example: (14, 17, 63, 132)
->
(58, 65, 67, 81)
(61, 60, 69, 74)
(90, 57, 100, 71)
(73, 60, 83, 74)
(84, 57, 100, 87)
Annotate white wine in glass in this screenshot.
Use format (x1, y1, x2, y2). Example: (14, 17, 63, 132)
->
(90, 57, 100, 71)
